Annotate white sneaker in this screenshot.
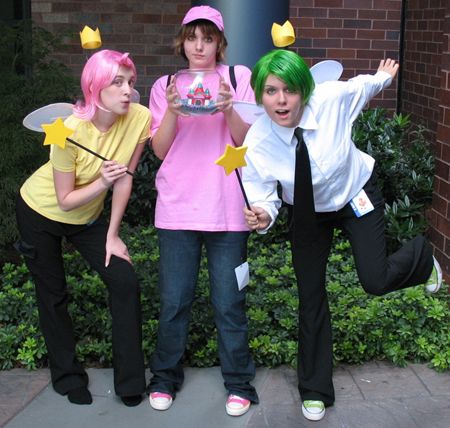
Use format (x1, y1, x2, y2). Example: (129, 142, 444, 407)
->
(149, 392, 173, 410)
(425, 256, 442, 293)
(302, 400, 325, 421)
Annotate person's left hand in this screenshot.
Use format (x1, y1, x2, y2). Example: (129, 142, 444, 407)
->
(214, 77, 233, 114)
(101, 160, 128, 188)
(244, 206, 271, 231)
(105, 235, 132, 267)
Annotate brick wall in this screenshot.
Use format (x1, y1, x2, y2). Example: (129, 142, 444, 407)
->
(402, 0, 445, 142)
(289, 0, 402, 111)
(427, 2, 450, 282)
(31, 0, 403, 109)
(31, 0, 192, 104)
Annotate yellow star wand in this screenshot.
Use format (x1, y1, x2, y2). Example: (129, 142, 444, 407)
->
(42, 118, 133, 176)
(215, 144, 251, 210)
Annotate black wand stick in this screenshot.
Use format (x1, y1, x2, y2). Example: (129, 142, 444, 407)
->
(234, 169, 251, 211)
(66, 137, 134, 176)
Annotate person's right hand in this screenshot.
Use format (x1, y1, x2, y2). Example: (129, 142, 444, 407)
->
(101, 160, 128, 188)
(105, 234, 131, 268)
(244, 206, 271, 231)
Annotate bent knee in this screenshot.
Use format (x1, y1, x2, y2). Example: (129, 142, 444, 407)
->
(359, 277, 390, 296)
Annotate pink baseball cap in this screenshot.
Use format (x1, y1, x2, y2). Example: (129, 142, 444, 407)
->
(181, 5, 224, 31)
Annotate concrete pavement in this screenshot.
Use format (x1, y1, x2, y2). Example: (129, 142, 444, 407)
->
(1, 362, 449, 428)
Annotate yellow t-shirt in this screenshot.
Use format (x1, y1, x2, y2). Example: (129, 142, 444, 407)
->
(20, 103, 151, 224)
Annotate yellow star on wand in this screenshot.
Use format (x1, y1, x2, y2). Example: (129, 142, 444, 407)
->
(42, 118, 74, 149)
(215, 144, 247, 175)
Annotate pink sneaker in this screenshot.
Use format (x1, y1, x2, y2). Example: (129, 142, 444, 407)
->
(149, 392, 173, 411)
(226, 394, 250, 416)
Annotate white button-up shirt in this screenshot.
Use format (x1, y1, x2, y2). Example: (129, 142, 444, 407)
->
(242, 71, 393, 227)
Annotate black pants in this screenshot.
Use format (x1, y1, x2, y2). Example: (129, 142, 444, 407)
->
(15, 195, 145, 397)
(290, 173, 433, 406)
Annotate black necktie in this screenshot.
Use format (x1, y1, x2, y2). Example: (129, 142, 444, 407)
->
(293, 127, 316, 240)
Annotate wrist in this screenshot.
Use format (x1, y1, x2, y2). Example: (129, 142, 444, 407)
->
(222, 106, 234, 120)
(106, 232, 119, 241)
(99, 176, 112, 190)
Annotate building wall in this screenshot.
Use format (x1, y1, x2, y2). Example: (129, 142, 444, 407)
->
(426, 1, 450, 281)
(289, 0, 402, 111)
(31, 0, 193, 103)
(31, 0, 403, 109)
(402, 0, 445, 143)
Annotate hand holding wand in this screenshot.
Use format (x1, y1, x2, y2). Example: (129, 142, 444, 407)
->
(42, 118, 133, 176)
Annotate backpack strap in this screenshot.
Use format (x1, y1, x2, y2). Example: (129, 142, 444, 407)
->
(229, 65, 237, 92)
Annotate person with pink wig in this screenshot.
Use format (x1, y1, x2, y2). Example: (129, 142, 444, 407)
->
(15, 49, 150, 407)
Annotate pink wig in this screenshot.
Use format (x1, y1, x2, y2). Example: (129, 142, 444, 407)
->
(73, 50, 137, 121)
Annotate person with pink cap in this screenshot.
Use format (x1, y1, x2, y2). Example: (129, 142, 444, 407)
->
(146, 5, 258, 417)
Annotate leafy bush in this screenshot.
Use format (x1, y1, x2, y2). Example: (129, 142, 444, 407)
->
(0, 21, 78, 251)
(353, 108, 434, 251)
(109, 144, 161, 226)
(1, 226, 449, 372)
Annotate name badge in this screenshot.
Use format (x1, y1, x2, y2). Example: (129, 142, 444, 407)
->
(349, 189, 374, 217)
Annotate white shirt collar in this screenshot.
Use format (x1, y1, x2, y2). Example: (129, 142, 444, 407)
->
(299, 104, 319, 131)
(270, 120, 296, 146)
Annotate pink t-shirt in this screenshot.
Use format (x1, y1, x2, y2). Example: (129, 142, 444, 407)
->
(150, 64, 255, 231)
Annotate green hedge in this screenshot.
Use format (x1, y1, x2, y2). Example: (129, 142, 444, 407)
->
(1, 225, 449, 372)
(352, 108, 434, 252)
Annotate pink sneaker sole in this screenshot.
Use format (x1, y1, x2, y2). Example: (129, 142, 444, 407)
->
(226, 394, 250, 416)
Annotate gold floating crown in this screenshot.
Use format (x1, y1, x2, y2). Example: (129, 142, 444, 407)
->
(80, 26, 102, 49)
(271, 20, 295, 47)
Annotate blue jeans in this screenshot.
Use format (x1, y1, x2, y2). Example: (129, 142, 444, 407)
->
(148, 229, 258, 403)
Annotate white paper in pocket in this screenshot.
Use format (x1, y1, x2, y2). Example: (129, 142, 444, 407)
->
(235, 261, 250, 291)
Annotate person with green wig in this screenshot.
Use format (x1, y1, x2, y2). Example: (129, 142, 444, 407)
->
(242, 49, 442, 422)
